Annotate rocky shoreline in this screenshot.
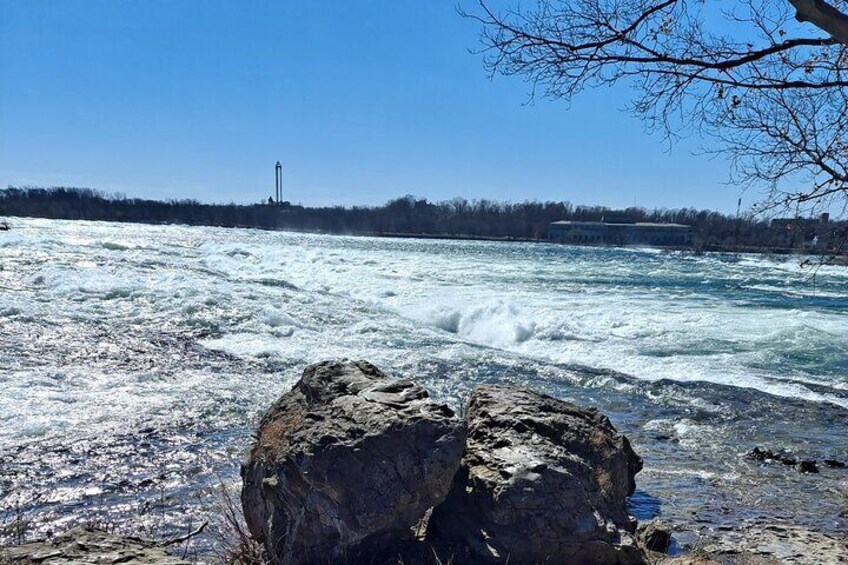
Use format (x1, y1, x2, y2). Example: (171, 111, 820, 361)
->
(2, 360, 847, 564)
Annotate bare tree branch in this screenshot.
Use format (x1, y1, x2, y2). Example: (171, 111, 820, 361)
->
(789, 0, 848, 44)
(465, 0, 848, 215)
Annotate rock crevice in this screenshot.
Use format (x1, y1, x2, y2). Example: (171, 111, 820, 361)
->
(242, 361, 644, 564)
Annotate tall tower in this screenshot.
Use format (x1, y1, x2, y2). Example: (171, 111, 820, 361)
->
(275, 161, 282, 204)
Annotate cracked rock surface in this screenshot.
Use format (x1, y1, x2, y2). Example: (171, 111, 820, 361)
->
(660, 521, 848, 564)
(427, 385, 644, 565)
(241, 360, 466, 565)
(0, 528, 189, 564)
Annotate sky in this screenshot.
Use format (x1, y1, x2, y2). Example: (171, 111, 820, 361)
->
(1, 1, 748, 213)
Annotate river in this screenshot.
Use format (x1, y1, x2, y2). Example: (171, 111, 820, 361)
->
(1, 218, 846, 550)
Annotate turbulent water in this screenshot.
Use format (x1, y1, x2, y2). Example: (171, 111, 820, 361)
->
(1, 218, 847, 551)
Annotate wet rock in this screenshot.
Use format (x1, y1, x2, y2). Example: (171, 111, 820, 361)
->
(747, 447, 794, 465)
(747, 448, 821, 473)
(638, 518, 673, 554)
(428, 385, 644, 565)
(660, 521, 848, 565)
(823, 458, 846, 469)
(746, 446, 767, 461)
(798, 460, 819, 474)
(241, 360, 466, 565)
(0, 528, 189, 564)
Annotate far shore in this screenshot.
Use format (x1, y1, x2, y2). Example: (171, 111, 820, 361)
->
(4, 214, 846, 262)
(3, 187, 846, 260)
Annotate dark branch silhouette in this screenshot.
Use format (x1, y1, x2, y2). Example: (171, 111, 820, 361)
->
(463, 0, 848, 217)
(789, 0, 848, 44)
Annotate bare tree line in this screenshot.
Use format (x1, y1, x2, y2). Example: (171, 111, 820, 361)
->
(2, 187, 845, 253)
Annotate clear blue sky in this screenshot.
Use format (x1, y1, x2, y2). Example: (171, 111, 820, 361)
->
(0, 1, 745, 212)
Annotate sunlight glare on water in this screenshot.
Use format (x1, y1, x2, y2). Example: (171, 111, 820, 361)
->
(1, 218, 846, 545)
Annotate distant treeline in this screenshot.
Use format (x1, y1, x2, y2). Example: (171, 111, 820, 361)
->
(1, 186, 845, 252)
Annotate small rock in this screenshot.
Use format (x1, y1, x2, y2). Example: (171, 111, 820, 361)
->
(823, 459, 846, 469)
(638, 519, 673, 554)
(0, 528, 189, 564)
(747, 447, 804, 468)
(798, 460, 819, 474)
(746, 446, 772, 462)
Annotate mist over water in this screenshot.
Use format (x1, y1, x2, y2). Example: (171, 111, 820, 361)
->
(1, 219, 847, 547)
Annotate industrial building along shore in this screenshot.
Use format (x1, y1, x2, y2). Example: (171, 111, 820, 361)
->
(548, 216, 692, 247)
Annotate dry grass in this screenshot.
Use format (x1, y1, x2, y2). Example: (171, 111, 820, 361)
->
(0, 500, 31, 546)
(1, 480, 461, 565)
(209, 483, 268, 565)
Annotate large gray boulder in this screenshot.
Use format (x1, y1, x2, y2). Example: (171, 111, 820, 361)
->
(428, 385, 644, 565)
(241, 360, 466, 565)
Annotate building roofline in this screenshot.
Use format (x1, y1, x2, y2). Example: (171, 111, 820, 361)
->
(550, 220, 691, 228)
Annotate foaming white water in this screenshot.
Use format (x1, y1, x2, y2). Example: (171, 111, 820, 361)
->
(394, 291, 848, 407)
(412, 301, 536, 348)
(1, 217, 847, 451)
